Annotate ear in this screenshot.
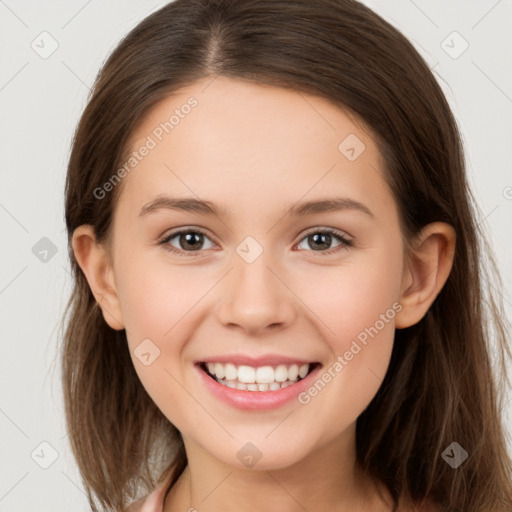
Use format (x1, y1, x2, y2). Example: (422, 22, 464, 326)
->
(71, 225, 125, 330)
(395, 222, 456, 329)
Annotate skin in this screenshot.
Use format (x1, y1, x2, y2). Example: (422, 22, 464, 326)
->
(73, 76, 454, 512)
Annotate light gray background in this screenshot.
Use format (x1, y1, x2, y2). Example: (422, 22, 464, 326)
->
(1, 1, 511, 510)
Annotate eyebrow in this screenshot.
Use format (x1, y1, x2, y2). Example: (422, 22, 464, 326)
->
(138, 195, 374, 219)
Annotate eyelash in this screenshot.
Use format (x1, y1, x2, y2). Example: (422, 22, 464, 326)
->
(157, 227, 354, 257)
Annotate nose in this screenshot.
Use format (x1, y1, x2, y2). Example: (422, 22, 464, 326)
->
(215, 255, 297, 336)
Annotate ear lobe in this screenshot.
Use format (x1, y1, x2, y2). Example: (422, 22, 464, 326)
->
(395, 222, 456, 329)
(71, 225, 125, 331)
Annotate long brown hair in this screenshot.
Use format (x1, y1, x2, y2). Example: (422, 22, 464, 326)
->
(60, 1, 512, 510)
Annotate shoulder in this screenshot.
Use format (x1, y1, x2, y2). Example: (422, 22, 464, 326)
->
(124, 496, 145, 512)
(124, 472, 175, 512)
(420, 498, 442, 512)
(394, 496, 442, 512)
(410, 499, 443, 512)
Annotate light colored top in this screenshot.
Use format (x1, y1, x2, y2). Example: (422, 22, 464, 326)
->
(124, 471, 440, 512)
(125, 471, 175, 512)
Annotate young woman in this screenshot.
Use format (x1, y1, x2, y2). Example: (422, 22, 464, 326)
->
(60, 1, 512, 510)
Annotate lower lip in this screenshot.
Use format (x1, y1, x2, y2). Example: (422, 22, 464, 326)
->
(194, 363, 323, 411)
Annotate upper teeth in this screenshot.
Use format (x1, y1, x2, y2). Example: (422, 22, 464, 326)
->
(206, 362, 310, 384)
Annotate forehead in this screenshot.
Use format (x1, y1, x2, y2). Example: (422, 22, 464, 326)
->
(116, 76, 395, 225)
(129, 75, 375, 159)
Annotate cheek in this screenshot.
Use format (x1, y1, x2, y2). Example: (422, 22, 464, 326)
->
(294, 246, 402, 412)
(300, 248, 402, 343)
(115, 257, 208, 426)
(116, 254, 208, 342)
(335, 267, 400, 349)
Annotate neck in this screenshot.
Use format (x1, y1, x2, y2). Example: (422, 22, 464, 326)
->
(163, 424, 393, 512)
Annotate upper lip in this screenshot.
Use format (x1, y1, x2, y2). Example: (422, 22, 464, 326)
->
(196, 354, 320, 367)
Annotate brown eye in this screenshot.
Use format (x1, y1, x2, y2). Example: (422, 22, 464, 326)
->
(296, 229, 353, 254)
(176, 232, 205, 251)
(159, 228, 215, 255)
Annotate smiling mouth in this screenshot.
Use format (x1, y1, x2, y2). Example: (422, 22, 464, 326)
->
(198, 361, 321, 392)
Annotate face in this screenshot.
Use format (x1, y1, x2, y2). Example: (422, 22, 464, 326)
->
(107, 76, 406, 471)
